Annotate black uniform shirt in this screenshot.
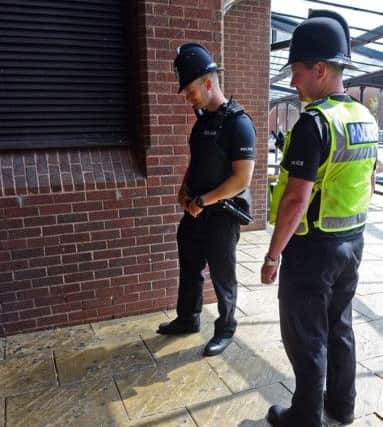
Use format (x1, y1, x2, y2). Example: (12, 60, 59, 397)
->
(187, 104, 256, 196)
(285, 95, 365, 239)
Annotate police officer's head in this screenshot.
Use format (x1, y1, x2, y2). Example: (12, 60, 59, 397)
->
(284, 9, 357, 71)
(174, 43, 223, 109)
(285, 10, 356, 102)
(174, 43, 222, 93)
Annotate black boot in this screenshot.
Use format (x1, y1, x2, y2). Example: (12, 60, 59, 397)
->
(157, 318, 200, 335)
(324, 395, 354, 425)
(203, 336, 232, 356)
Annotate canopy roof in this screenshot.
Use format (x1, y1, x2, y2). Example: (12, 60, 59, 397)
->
(269, 0, 383, 104)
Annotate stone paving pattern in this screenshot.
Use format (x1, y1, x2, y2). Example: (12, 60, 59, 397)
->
(1, 195, 383, 426)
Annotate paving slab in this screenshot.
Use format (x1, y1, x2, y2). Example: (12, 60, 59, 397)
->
(235, 314, 282, 347)
(237, 249, 258, 262)
(188, 382, 291, 427)
(0, 353, 56, 397)
(127, 409, 196, 427)
(239, 245, 269, 260)
(115, 360, 231, 420)
(239, 230, 272, 244)
(355, 319, 383, 361)
(354, 364, 383, 419)
(91, 311, 169, 339)
(236, 287, 279, 319)
(360, 355, 383, 378)
(6, 324, 94, 358)
(351, 414, 383, 426)
(325, 413, 383, 427)
(357, 282, 383, 296)
(206, 341, 293, 393)
(362, 243, 383, 260)
(6, 379, 128, 427)
(142, 332, 215, 365)
(55, 335, 154, 385)
(237, 263, 276, 288)
(353, 293, 383, 320)
(358, 261, 383, 284)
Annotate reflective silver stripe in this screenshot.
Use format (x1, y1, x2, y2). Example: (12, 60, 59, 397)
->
(307, 100, 378, 163)
(332, 144, 377, 162)
(321, 212, 367, 229)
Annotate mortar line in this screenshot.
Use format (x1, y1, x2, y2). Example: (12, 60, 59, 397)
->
(185, 406, 199, 426)
(112, 376, 130, 420)
(52, 350, 61, 387)
(139, 333, 158, 367)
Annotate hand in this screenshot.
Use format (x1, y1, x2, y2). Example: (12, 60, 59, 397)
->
(261, 256, 280, 284)
(178, 187, 192, 210)
(188, 198, 203, 217)
(261, 264, 278, 284)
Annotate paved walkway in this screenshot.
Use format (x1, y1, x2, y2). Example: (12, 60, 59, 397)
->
(1, 194, 383, 426)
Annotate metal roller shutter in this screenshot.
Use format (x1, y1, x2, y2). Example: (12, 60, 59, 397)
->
(0, 0, 134, 149)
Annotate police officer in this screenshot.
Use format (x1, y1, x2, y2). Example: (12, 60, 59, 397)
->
(261, 10, 378, 427)
(157, 43, 256, 356)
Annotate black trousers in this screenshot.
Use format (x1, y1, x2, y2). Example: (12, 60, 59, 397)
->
(176, 209, 240, 337)
(278, 234, 364, 427)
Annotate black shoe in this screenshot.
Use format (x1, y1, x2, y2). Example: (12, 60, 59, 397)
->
(156, 318, 200, 335)
(324, 395, 354, 425)
(203, 336, 232, 356)
(268, 405, 324, 427)
(267, 405, 290, 426)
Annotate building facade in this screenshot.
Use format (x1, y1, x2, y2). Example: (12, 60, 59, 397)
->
(0, 0, 270, 336)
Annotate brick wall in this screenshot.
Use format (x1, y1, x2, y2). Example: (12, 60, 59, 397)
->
(224, 0, 271, 228)
(0, 0, 271, 336)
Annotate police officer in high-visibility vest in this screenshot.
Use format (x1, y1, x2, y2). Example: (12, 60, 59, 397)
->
(261, 10, 378, 427)
(157, 43, 256, 356)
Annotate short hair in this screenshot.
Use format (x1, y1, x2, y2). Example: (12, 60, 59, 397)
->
(200, 71, 219, 86)
(302, 61, 344, 75)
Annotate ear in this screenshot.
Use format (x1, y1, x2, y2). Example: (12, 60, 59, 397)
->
(204, 77, 213, 91)
(316, 62, 327, 79)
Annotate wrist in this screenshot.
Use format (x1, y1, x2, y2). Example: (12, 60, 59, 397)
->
(264, 253, 280, 267)
(195, 195, 205, 209)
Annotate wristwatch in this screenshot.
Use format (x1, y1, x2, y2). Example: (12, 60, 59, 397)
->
(264, 253, 279, 267)
(195, 195, 205, 209)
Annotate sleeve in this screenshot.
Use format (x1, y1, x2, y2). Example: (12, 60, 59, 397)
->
(285, 113, 325, 182)
(228, 114, 256, 161)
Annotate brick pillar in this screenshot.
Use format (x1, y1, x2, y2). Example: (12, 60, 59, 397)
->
(224, 0, 271, 229)
(136, 0, 224, 308)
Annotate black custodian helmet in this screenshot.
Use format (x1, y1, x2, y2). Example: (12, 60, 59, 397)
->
(283, 9, 358, 70)
(174, 43, 223, 93)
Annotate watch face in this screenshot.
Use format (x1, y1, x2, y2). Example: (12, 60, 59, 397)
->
(196, 196, 204, 208)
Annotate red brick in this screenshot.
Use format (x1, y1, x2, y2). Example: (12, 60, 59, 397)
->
(77, 241, 106, 252)
(52, 302, 82, 314)
(75, 221, 104, 233)
(2, 300, 34, 313)
(35, 295, 66, 307)
(37, 314, 68, 327)
(42, 224, 73, 236)
(97, 304, 126, 317)
(17, 287, 49, 299)
(81, 279, 110, 290)
(9, 228, 42, 239)
(64, 271, 94, 284)
(94, 268, 123, 280)
(4, 320, 37, 334)
(20, 307, 51, 320)
(14, 268, 46, 280)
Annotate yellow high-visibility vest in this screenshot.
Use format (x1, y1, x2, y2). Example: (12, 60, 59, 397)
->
(270, 97, 378, 235)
